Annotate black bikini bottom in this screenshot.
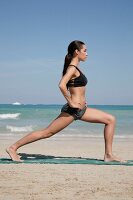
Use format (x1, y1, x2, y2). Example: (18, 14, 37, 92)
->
(61, 103, 87, 120)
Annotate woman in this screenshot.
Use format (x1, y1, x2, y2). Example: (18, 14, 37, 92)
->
(6, 40, 124, 162)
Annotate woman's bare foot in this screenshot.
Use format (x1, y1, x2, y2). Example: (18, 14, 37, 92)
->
(104, 154, 127, 163)
(6, 147, 22, 162)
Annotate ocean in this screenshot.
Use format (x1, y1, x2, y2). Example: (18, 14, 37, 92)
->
(0, 104, 133, 139)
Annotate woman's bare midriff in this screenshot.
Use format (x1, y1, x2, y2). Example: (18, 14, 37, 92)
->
(69, 87, 86, 108)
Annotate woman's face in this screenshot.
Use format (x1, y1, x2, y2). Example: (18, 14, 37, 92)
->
(77, 45, 88, 61)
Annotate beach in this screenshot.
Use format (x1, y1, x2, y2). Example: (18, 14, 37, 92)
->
(0, 135, 133, 200)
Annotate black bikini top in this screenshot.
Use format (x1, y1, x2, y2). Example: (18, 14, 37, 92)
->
(67, 65, 88, 88)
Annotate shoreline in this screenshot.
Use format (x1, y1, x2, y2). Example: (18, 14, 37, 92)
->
(1, 134, 133, 157)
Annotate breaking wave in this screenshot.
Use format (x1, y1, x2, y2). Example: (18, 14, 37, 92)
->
(0, 113, 21, 119)
(6, 125, 33, 132)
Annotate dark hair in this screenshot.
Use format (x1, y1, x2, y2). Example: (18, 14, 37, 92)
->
(62, 40, 85, 76)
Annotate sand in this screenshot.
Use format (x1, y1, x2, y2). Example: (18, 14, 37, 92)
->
(0, 135, 133, 200)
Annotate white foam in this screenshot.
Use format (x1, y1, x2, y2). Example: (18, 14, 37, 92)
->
(6, 125, 33, 132)
(0, 113, 21, 119)
(57, 133, 133, 139)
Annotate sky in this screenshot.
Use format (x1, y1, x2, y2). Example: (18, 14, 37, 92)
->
(0, 0, 133, 105)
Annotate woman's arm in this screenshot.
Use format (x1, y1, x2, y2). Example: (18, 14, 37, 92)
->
(58, 66, 76, 105)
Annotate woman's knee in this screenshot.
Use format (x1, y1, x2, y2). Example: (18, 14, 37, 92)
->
(106, 114, 116, 125)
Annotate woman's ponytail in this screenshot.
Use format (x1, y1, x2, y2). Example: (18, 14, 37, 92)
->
(62, 54, 72, 76)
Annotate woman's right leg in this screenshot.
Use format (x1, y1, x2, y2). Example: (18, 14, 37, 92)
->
(6, 112, 74, 161)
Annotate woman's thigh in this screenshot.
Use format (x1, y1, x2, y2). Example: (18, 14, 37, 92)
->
(46, 112, 74, 134)
(80, 107, 114, 124)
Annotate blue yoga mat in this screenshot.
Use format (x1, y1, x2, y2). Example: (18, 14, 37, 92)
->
(0, 154, 132, 165)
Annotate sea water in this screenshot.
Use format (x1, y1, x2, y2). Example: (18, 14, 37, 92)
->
(0, 104, 133, 139)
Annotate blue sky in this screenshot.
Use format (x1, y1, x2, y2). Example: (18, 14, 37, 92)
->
(0, 0, 133, 105)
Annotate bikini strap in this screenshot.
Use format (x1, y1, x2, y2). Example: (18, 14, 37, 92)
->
(68, 65, 80, 72)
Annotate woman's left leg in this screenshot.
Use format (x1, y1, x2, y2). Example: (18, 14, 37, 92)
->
(80, 107, 125, 162)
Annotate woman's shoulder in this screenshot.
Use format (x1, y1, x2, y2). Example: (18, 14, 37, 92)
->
(66, 65, 77, 73)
